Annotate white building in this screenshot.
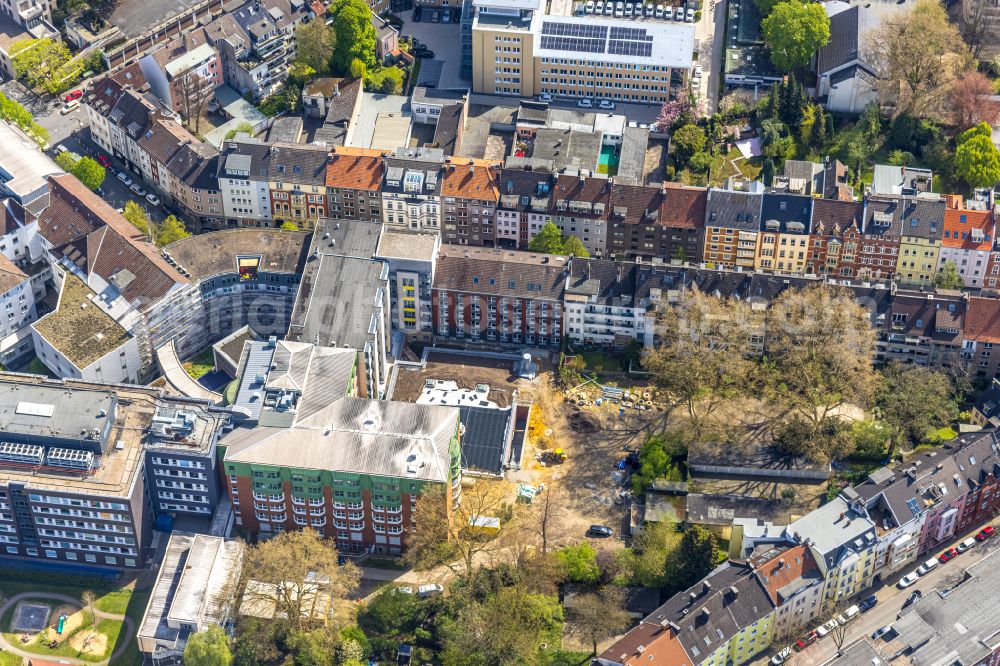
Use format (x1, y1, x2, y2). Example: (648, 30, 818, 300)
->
(563, 259, 644, 348)
(217, 138, 274, 226)
(937, 203, 995, 288)
(381, 148, 443, 232)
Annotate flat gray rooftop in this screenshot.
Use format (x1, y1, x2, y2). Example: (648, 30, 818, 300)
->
(0, 380, 114, 447)
(110, 0, 205, 38)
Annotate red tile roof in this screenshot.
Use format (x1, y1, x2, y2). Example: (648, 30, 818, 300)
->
(965, 296, 1000, 343)
(658, 184, 707, 230)
(942, 208, 994, 251)
(326, 147, 384, 192)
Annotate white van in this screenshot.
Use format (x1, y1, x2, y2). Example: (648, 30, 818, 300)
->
(837, 605, 860, 624)
(585, 0, 595, 11)
(917, 557, 939, 575)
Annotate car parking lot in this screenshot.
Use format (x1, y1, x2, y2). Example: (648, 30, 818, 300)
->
(398, 9, 465, 90)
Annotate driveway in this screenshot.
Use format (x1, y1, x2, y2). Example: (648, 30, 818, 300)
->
(398, 9, 466, 90)
(693, 0, 725, 115)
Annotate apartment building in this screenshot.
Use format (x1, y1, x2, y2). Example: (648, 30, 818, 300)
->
(267, 143, 328, 230)
(440, 158, 500, 247)
(881, 290, 965, 368)
(607, 184, 706, 262)
(749, 544, 824, 639)
(495, 167, 554, 249)
(164, 142, 224, 230)
(938, 198, 994, 288)
(326, 147, 384, 223)
(139, 29, 224, 118)
(806, 199, 863, 277)
(964, 297, 1000, 380)
(0, 0, 57, 80)
(0, 378, 153, 569)
(217, 137, 274, 227)
(381, 148, 444, 232)
(432, 245, 566, 348)
(136, 117, 193, 197)
(549, 173, 611, 257)
(756, 193, 813, 273)
(470, 0, 694, 104)
(375, 229, 440, 343)
(858, 195, 903, 281)
(894, 196, 946, 287)
(703, 189, 763, 269)
(564, 258, 643, 348)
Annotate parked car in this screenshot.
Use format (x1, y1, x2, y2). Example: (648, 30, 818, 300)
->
(588, 524, 613, 537)
(938, 547, 958, 563)
(859, 594, 878, 612)
(598, 99, 615, 110)
(585, 0, 595, 11)
(685, 6, 695, 20)
(673, 6, 684, 19)
(130, 183, 147, 197)
(872, 626, 893, 640)
(917, 557, 939, 575)
(793, 631, 818, 651)
(624, 2, 634, 15)
(395, 586, 414, 594)
(898, 572, 919, 588)
(654, 3, 664, 16)
(417, 583, 443, 598)
(901, 589, 923, 610)
(97, 154, 112, 168)
(977, 525, 995, 541)
(416, 50, 435, 59)
(54, 145, 68, 155)
(770, 647, 791, 665)
(577, 98, 594, 108)
(837, 605, 860, 625)
(146, 193, 161, 207)
(95, 187, 105, 197)
(538, 92, 553, 102)
(117, 171, 133, 187)
(958, 537, 977, 552)
(413, 6, 422, 20)
(694, 64, 703, 77)
(815, 618, 838, 638)
(60, 99, 80, 114)
(645, 3, 654, 15)
(64, 90, 83, 102)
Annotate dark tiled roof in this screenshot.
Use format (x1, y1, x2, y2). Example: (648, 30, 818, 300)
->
(816, 6, 861, 74)
(812, 199, 863, 234)
(898, 197, 946, 240)
(887, 291, 965, 343)
(760, 192, 813, 233)
(704, 189, 762, 231)
(549, 174, 611, 218)
(137, 118, 190, 166)
(267, 144, 329, 187)
(433, 247, 568, 301)
(609, 184, 662, 225)
(862, 196, 906, 238)
(497, 168, 555, 211)
(565, 258, 636, 306)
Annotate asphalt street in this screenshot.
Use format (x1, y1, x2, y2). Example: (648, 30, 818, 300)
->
(753, 521, 1000, 665)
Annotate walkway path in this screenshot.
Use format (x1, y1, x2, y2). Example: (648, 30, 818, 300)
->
(0, 591, 136, 665)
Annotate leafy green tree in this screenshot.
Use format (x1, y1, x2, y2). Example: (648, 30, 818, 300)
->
(184, 626, 233, 666)
(674, 526, 719, 589)
(761, 156, 775, 186)
(851, 420, 891, 458)
(934, 260, 964, 289)
(359, 587, 426, 638)
(561, 235, 590, 257)
(672, 123, 706, 166)
(887, 149, 916, 166)
(54, 151, 77, 172)
(528, 221, 565, 254)
(631, 431, 687, 494)
(954, 122, 1000, 189)
(329, 0, 378, 73)
(10, 38, 72, 92)
(71, 156, 106, 191)
(762, 2, 830, 70)
(122, 200, 149, 237)
(808, 106, 826, 148)
(348, 57, 367, 79)
(377, 66, 403, 94)
(556, 542, 601, 584)
(280, 220, 300, 230)
(295, 17, 336, 74)
(155, 215, 191, 247)
(753, 0, 781, 14)
(877, 361, 959, 455)
(622, 519, 681, 588)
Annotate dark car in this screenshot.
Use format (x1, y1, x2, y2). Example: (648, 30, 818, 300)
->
(588, 525, 613, 538)
(793, 631, 818, 652)
(859, 595, 878, 612)
(938, 547, 958, 563)
(977, 525, 996, 541)
(901, 589, 923, 610)
(416, 50, 435, 59)
(413, 6, 422, 20)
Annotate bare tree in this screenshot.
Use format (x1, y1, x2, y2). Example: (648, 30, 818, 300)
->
(535, 483, 557, 556)
(176, 72, 217, 134)
(568, 587, 632, 656)
(831, 618, 851, 654)
(80, 590, 96, 627)
(954, 0, 997, 60)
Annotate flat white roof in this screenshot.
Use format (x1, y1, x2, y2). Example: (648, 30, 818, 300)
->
(165, 42, 217, 77)
(474, 0, 541, 9)
(533, 16, 695, 68)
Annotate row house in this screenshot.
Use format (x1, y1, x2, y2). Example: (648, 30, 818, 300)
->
(806, 199, 864, 277)
(164, 142, 224, 231)
(432, 245, 566, 348)
(85, 63, 147, 159)
(703, 189, 763, 270)
(749, 544, 824, 640)
(606, 184, 706, 262)
(881, 290, 965, 368)
(440, 158, 500, 247)
(548, 173, 610, 258)
(986, 239, 1000, 291)
(858, 196, 904, 281)
(267, 143, 329, 230)
(756, 193, 813, 273)
(495, 167, 553, 249)
(564, 259, 643, 348)
(138, 29, 224, 119)
(217, 137, 274, 227)
(381, 148, 443, 232)
(962, 296, 1000, 380)
(325, 147, 384, 223)
(136, 117, 192, 197)
(895, 196, 946, 287)
(939, 196, 994, 288)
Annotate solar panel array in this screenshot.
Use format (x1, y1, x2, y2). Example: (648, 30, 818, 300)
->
(539, 21, 656, 58)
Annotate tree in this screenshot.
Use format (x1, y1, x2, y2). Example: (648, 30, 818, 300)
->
(295, 18, 336, 75)
(556, 542, 601, 584)
(845, 103, 884, 177)
(955, 0, 994, 59)
(348, 57, 367, 79)
(121, 201, 150, 238)
(55, 151, 77, 172)
(406, 479, 519, 579)
(765, 285, 878, 463)
(561, 235, 590, 257)
(954, 122, 1000, 189)
(643, 290, 760, 439)
(240, 528, 361, 632)
(177, 73, 217, 133)
(280, 220, 300, 230)
(753, 0, 780, 15)
(631, 430, 687, 494)
(10, 38, 72, 93)
(671, 123, 706, 166)
(329, 0, 378, 73)
(654, 99, 691, 132)
(80, 590, 96, 627)
(950, 72, 1000, 131)
(623, 520, 682, 588)
(155, 215, 191, 247)
(877, 361, 959, 455)
(762, 2, 830, 71)
(761, 157, 775, 186)
(674, 526, 719, 590)
(529, 221, 565, 254)
(934, 260, 964, 289)
(865, 0, 970, 118)
(72, 157, 106, 191)
(184, 626, 233, 666)
(568, 588, 631, 656)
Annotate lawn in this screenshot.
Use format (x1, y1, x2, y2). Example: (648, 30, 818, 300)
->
(183, 347, 215, 380)
(94, 589, 131, 615)
(580, 351, 622, 373)
(1, 601, 109, 662)
(0, 651, 21, 666)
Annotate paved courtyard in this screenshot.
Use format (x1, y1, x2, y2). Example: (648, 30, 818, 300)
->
(397, 10, 467, 91)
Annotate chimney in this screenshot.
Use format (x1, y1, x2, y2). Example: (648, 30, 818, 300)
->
(703, 581, 712, 594)
(778, 558, 785, 568)
(700, 608, 711, 620)
(728, 586, 738, 597)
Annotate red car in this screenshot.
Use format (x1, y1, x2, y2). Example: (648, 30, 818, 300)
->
(976, 525, 996, 541)
(63, 90, 83, 102)
(794, 631, 818, 651)
(938, 547, 958, 563)
(97, 155, 112, 168)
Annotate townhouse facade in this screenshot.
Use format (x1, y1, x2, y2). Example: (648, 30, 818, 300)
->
(938, 198, 994, 288)
(703, 189, 763, 270)
(440, 158, 500, 247)
(756, 193, 813, 273)
(606, 184, 706, 262)
(549, 173, 611, 258)
(326, 147, 384, 223)
(381, 148, 444, 232)
(495, 167, 554, 250)
(217, 137, 274, 227)
(894, 196, 946, 287)
(267, 143, 329, 229)
(806, 199, 863, 277)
